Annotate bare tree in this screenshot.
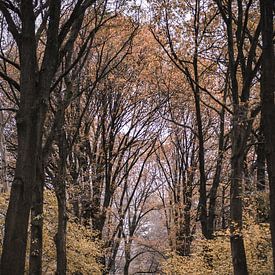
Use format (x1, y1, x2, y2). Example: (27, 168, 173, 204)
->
(150, 0, 229, 240)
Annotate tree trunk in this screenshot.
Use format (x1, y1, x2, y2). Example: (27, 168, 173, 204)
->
(0, 0, 61, 272)
(260, 0, 275, 271)
(1, 123, 38, 274)
(181, 183, 193, 256)
(54, 114, 68, 275)
(0, 111, 8, 193)
(55, 187, 67, 275)
(230, 104, 248, 275)
(0, 2, 38, 273)
(29, 160, 44, 275)
(193, 39, 209, 241)
(256, 122, 267, 223)
(207, 105, 225, 238)
(256, 123, 266, 191)
(124, 241, 131, 275)
(221, 184, 227, 230)
(194, 87, 208, 239)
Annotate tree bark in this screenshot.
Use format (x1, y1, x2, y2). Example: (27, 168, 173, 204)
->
(0, 111, 8, 193)
(207, 106, 225, 238)
(54, 110, 68, 275)
(192, 0, 208, 239)
(256, 123, 266, 191)
(260, 0, 275, 271)
(0, 2, 38, 273)
(29, 160, 44, 275)
(230, 104, 248, 275)
(55, 186, 67, 275)
(0, 0, 61, 272)
(123, 241, 131, 275)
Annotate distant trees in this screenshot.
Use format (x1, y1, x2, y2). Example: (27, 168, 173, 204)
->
(150, 0, 229, 241)
(156, 120, 196, 256)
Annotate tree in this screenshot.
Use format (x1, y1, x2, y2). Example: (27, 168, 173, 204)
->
(0, 0, 272, 273)
(156, 111, 196, 256)
(150, 0, 229, 240)
(215, 1, 262, 273)
(260, 0, 275, 271)
(0, 1, 114, 273)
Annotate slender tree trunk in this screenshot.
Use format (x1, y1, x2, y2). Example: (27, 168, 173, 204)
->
(55, 186, 67, 275)
(79, 137, 92, 228)
(192, 0, 208, 239)
(54, 114, 68, 275)
(91, 173, 104, 237)
(207, 105, 225, 238)
(0, 111, 8, 193)
(124, 241, 131, 275)
(230, 104, 248, 275)
(104, 223, 123, 274)
(90, 147, 105, 236)
(182, 180, 193, 256)
(194, 79, 208, 239)
(221, 184, 227, 230)
(256, 122, 267, 222)
(260, 0, 275, 271)
(256, 123, 265, 191)
(29, 160, 44, 275)
(176, 166, 194, 256)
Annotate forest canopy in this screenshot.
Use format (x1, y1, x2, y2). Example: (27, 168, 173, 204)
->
(0, 0, 274, 274)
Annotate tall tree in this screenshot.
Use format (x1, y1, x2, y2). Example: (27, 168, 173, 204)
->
(260, 0, 275, 271)
(0, 1, 103, 273)
(150, 0, 229, 240)
(215, 0, 262, 273)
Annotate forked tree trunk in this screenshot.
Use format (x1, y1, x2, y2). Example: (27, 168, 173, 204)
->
(0, 2, 39, 273)
(1, 1, 61, 273)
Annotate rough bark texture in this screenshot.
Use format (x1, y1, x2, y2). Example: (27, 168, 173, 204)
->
(0, 2, 38, 273)
(260, 0, 275, 271)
